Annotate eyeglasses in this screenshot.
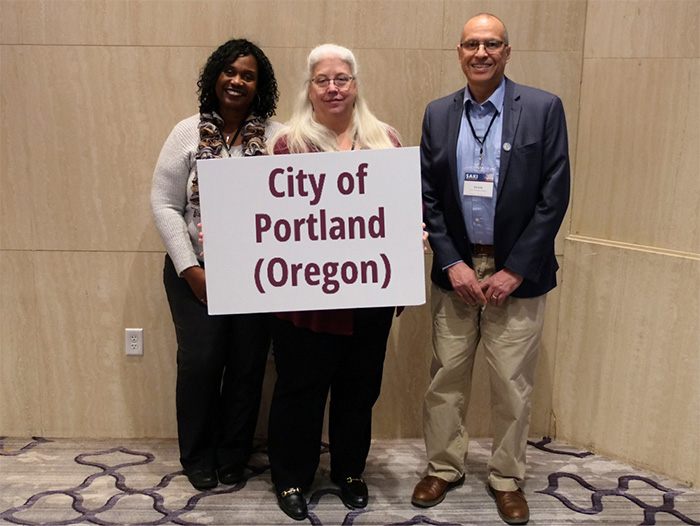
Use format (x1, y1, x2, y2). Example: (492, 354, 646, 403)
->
(310, 75, 354, 89)
(459, 40, 507, 53)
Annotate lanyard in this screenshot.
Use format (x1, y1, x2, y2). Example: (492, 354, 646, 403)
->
(223, 122, 245, 152)
(465, 102, 499, 169)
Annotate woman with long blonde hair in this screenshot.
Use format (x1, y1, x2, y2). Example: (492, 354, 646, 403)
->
(266, 43, 401, 521)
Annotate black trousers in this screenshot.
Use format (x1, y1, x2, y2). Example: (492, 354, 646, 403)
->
(163, 255, 271, 472)
(267, 307, 394, 490)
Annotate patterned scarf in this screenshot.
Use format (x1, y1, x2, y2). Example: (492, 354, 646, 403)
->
(190, 111, 267, 216)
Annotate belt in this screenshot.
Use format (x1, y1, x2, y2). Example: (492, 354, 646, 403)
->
(471, 244, 495, 257)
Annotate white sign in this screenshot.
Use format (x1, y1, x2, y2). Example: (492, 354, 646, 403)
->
(197, 147, 425, 315)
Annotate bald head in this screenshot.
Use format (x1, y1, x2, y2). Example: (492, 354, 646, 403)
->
(458, 13, 511, 103)
(463, 13, 509, 46)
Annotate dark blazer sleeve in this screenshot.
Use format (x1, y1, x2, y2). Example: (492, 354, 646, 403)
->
(495, 84, 570, 297)
(421, 91, 475, 290)
(421, 101, 460, 270)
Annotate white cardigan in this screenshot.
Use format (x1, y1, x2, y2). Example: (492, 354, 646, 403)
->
(150, 114, 283, 275)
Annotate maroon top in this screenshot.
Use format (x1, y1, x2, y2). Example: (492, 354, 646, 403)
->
(272, 131, 402, 335)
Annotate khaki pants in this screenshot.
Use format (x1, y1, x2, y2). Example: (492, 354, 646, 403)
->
(423, 255, 546, 491)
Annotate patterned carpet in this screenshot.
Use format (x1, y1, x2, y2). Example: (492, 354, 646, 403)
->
(1, 436, 698, 525)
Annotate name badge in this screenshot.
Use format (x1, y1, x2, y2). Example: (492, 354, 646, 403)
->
(463, 169, 495, 198)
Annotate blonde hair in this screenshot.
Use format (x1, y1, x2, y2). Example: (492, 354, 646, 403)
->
(271, 44, 399, 153)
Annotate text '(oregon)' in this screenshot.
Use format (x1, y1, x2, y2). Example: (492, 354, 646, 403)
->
(253, 162, 391, 294)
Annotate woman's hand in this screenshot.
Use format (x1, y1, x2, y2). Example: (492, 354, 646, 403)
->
(197, 222, 204, 256)
(182, 266, 207, 304)
(422, 223, 429, 252)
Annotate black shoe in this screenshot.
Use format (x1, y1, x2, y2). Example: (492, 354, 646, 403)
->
(332, 474, 368, 509)
(218, 465, 244, 485)
(185, 469, 218, 491)
(276, 487, 308, 521)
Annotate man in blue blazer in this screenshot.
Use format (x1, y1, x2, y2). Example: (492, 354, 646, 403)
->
(412, 13, 570, 525)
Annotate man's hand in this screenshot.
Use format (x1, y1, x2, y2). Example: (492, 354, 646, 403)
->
(481, 269, 523, 307)
(447, 262, 487, 306)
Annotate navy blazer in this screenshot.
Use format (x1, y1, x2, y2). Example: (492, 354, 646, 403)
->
(421, 77, 570, 298)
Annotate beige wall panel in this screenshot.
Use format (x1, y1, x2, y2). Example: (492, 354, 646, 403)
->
(573, 59, 700, 253)
(0, 1, 22, 44)
(585, 0, 699, 58)
(31, 251, 177, 437)
(442, 0, 587, 51)
(530, 272, 561, 436)
(1, 0, 444, 49)
(0, 45, 209, 252)
(375, 298, 432, 438)
(0, 0, 126, 45)
(124, 0, 250, 47)
(373, 255, 432, 439)
(263, 47, 310, 124)
(230, 0, 445, 50)
(0, 0, 227, 46)
(0, 252, 42, 435)
(554, 238, 700, 485)
(353, 49, 446, 147)
(0, 46, 36, 249)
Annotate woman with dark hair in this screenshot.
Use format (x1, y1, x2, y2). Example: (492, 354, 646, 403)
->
(151, 39, 281, 492)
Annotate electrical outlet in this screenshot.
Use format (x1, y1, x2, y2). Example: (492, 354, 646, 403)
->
(125, 328, 144, 356)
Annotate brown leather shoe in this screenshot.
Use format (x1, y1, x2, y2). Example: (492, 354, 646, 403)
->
(488, 486, 529, 524)
(411, 474, 464, 507)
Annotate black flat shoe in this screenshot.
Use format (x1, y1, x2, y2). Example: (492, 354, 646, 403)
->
(332, 475, 368, 509)
(185, 469, 218, 491)
(276, 487, 308, 521)
(218, 465, 244, 485)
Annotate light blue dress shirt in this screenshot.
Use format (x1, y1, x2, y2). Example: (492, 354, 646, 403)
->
(456, 78, 506, 246)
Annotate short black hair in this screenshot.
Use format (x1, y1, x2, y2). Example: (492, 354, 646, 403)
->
(197, 39, 279, 120)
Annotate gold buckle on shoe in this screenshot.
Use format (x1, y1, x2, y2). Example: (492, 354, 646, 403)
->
(280, 487, 301, 497)
(345, 477, 364, 483)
